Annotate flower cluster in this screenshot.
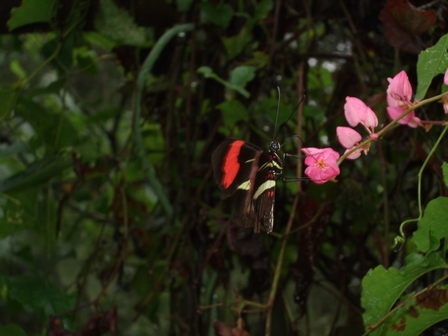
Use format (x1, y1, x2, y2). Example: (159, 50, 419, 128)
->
(301, 69, 448, 184)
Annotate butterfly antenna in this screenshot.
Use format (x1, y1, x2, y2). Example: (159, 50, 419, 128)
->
(281, 134, 303, 148)
(272, 86, 281, 141)
(273, 94, 306, 141)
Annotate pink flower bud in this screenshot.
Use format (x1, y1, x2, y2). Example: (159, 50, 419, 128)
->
(301, 147, 340, 184)
(444, 69, 448, 86)
(387, 70, 413, 107)
(344, 97, 378, 133)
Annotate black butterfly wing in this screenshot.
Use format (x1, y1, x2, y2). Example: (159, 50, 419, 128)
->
(211, 138, 263, 197)
(250, 152, 277, 233)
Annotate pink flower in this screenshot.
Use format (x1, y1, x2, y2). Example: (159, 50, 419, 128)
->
(386, 70, 424, 127)
(444, 69, 448, 86)
(301, 147, 340, 184)
(344, 97, 378, 133)
(387, 70, 413, 108)
(336, 127, 362, 159)
(387, 106, 421, 128)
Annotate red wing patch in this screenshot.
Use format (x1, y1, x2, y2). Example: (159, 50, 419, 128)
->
(212, 138, 263, 197)
(221, 140, 244, 188)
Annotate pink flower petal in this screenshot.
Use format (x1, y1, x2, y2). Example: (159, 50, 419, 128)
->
(407, 115, 421, 128)
(387, 94, 399, 107)
(344, 97, 367, 127)
(344, 148, 362, 160)
(302, 147, 340, 184)
(387, 107, 420, 128)
(364, 107, 378, 129)
(444, 69, 448, 86)
(302, 147, 323, 158)
(336, 126, 362, 149)
(387, 106, 410, 124)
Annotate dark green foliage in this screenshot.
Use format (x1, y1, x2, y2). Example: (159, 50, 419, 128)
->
(0, 0, 447, 335)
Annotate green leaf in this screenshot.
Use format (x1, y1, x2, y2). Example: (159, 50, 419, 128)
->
(216, 100, 249, 127)
(412, 197, 448, 252)
(0, 187, 39, 238)
(361, 251, 447, 335)
(221, 27, 253, 59)
(0, 84, 19, 122)
(244, 51, 270, 68)
(200, 3, 234, 29)
(416, 34, 448, 100)
(197, 67, 250, 98)
(5, 276, 76, 317)
(0, 324, 26, 336)
(379, 287, 448, 336)
(442, 162, 448, 187)
(177, 0, 194, 12)
(94, 0, 148, 46)
(16, 97, 78, 152)
(41, 34, 82, 73)
(229, 66, 256, 88)
(253, 0, 274, 21)
(83, 31, 118, 50)
(0, 142, 29, 158)
(73, 46, 98, 75)
(9, 60, 27, 79)
(197, 66, 213, 77)
(7, 0, 57, 31)
(29, 78, 66, 97)
(0, 153, 73, 193)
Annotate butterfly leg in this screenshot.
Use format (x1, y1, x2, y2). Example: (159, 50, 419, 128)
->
(281, 153, 309, 182)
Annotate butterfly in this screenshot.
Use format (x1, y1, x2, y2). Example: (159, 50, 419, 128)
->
(212, 138, 283, 233)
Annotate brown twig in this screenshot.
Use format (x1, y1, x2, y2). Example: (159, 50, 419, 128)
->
(265, 193, 300, 336)
(268, 0, 282, 71)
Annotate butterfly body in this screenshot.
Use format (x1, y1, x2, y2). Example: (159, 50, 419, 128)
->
(211, 138, 283, 233)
